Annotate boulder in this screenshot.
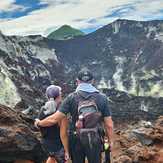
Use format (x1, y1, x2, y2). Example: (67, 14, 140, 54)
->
(132, 129, 154, 145)
(0, 104, 46, 162)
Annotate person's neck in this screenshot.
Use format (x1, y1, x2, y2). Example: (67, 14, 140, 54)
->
(55, 99, 61, 106)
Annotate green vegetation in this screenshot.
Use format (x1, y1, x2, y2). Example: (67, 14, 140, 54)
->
(47, 25, 85, 40)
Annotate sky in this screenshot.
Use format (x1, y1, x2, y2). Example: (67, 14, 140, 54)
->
(0, 0, 163, 36)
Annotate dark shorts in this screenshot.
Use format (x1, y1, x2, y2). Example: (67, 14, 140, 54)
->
(48, 147, 65, 163)
(42, 140, 65, 163)
(69, 128, 103, 163)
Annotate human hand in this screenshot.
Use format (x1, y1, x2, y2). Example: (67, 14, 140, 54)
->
(109, 141, 113, 151)
(34, 118, 40, 129)
(65, 152, 70, 162)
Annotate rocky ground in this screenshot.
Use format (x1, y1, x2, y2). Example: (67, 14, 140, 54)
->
(112, 116, 163, 163)
(0, 103, 163, 163)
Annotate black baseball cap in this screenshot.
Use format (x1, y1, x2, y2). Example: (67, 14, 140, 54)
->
(77, 68, 94, 82)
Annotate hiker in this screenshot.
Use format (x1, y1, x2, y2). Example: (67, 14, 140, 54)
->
(35, 69, 113, 163)
(37, 85, 69, 163)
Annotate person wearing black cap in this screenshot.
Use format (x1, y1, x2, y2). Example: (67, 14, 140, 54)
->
(35, 69, 113, 163)
(37, 85, 69, 163)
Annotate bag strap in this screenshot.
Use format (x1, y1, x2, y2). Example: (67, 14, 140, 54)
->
(76, 91, 99, 101)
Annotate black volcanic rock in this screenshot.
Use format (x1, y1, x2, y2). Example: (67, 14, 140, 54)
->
(0, 33, 65, 116)
(102, 88, 163, 121)
(1, 19, 163, 119)
(49, 19, 163, 97)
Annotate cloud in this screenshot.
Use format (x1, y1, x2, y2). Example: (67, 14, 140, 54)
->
(0, 0, 25, 12)
(0, 0, 163, 36)
(120, 1, 163, 20)
(39, 0, 80, 6)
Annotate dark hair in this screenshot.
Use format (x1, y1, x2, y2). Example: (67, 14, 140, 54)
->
(77, 68, 94, 82)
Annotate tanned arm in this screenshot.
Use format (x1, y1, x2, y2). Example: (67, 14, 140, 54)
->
(60, 117, 69, 157)
(104, 116, 113, 146)
(35, 111, 66, 127)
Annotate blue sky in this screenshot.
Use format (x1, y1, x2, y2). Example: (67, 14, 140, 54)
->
(0, 0, 46, 19)
(0, 0, 163, 36)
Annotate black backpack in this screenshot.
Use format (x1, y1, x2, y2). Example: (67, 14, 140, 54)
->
(75, 91, 105, 151)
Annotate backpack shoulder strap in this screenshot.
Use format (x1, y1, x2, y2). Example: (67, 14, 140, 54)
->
(77, 91, 99, 100)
